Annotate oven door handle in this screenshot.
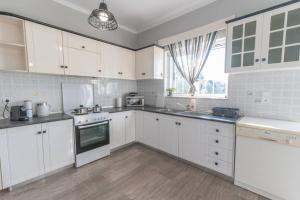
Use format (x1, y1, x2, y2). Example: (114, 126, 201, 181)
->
(77, 121, 109, 129)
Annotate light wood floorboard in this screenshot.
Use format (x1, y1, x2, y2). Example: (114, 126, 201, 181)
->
(0, 144, 268, 200)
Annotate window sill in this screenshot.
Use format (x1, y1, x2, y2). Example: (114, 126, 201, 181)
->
(165, 94, 228, 100)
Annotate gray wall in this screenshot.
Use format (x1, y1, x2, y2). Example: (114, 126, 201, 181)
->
(0, 0, 138, 49)
(137, 0, 290, 48)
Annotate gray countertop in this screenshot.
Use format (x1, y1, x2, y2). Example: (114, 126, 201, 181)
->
(103, 106, 238, 124)
(0, 113, 73, 130)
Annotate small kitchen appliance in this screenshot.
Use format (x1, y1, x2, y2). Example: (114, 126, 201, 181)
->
(36, 102, 50, 117)
(212, 107, 239, 118)
(24, 100, 33, 118)
(10, 106, 29, 121)
(126, 93, 144, 107)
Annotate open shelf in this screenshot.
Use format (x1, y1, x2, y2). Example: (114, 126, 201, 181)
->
(0, 16, 27, 71)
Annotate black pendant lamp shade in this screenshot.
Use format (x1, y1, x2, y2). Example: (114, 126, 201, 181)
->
(88, 0, 118, 31)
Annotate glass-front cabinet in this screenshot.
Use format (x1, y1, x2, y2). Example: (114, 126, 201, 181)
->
(261, 4, 300, 68)
(226, 2, 300, 73)
(226, 15, 263, 72)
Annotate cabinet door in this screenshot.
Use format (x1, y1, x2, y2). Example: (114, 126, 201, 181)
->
(63, 47, 101, 77)
(121, 48, 136, 80)
(109, 112, 125, 149)
(261, 2, 300, 68)
(125, 111, 136, 144)
(135, 111, 144, 142)
(25, 22, 65, 75)
(42, 120, 74, 173)
(135, 47, 154, 79)
(178, 118, 204, 165)
(153, 46, 164, 79)
(102, 43, 120, 78)
(226, 15, 263, 72)
(142, 112, 159, 148)
(5, 125, 44, 186)
(159, 115, 179, 156)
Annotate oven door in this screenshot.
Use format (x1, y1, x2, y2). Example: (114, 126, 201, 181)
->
(75, 121, 109, 154)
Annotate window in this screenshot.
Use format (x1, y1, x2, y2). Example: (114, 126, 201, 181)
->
(165, 35, 228, 98)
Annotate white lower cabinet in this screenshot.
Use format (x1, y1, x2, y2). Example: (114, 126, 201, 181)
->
(142, 112, 160, 148)
(178, 118, 206, 166)
(0, 119, 74, 189)
(137, 111, 235, 177)
(135, 111, 144, 143)
(159, 115, 179, 156)
(42, 120, 74, 173)
(109, 111, 136, 150)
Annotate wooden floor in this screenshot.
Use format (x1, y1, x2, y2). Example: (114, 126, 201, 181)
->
(0, 144, 268, 200)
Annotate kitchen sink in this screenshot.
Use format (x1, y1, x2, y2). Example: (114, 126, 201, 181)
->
(176, 110, 211, 116)
(156, 108, 178, 113)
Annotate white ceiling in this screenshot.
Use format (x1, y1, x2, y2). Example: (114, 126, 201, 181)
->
(32, 0, 216, 34)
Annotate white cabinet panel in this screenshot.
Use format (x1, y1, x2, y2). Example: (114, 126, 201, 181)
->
(135, 46, 164, 80)
(42, 120, 74, 173)
(6, 125, 44, 186)
(159, 115, 179, 156)
(178, 117, 204, 165)
(25, 21, 65, 75)
(207, 157, 233, 177)
(125, 111, 136, 144)
(63, 47, 100, 77)
(142, 112, 160, 148)
(135, 111, 144, 143)
(102, 43, 135, 80)
(109, 112, 125, 150)
(63, 32, 99, 53)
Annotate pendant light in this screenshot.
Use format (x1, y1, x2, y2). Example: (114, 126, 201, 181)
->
(88, 0, 118, 31)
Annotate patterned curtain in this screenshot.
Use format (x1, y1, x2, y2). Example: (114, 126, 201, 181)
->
(168, 31, 217, 95)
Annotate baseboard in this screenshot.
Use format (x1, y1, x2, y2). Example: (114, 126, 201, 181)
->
(234, 180, 284, 200)
(135, 142, 234, 183)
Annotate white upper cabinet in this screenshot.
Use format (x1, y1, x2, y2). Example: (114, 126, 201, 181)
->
(226, 2, 300, 73)
(226, 15, 263, 72)
(62, 32, 102, 77)
(261, 3, 300, 68)
(102, 43, 135, 80)
(25, 21, 65, 75)
(135, 46, 164, 80)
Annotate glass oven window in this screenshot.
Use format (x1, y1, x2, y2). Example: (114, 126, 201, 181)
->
(80, 125, 107, 147)
(76, 121, 109, 154)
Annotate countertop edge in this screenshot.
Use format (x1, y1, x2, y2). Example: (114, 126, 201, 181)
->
(104, 107, 237, 124)
(0, 113, 73, 130)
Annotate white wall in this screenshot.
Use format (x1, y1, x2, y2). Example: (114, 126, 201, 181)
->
(0, 72, 137, 118)
(137, 70, 300, 121)
(137, 0, 289, 48)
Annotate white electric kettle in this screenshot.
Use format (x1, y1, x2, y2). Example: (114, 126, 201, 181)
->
(36, 102, 50, 117)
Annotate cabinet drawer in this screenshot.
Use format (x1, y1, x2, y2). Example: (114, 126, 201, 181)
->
(206, 121, 234, 138)
(208, 145, 233, 163)
(207, 157, 233, 177)
(63, 32, 99, 53)
(208, 134, 234, 150)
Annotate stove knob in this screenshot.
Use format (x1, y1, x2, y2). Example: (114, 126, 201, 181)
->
(85, 119, 88, 123)
(77, 121, 82, 124)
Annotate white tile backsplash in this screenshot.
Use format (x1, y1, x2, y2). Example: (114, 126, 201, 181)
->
(137, 70, 300, 121)
(0, 71, 137, 118)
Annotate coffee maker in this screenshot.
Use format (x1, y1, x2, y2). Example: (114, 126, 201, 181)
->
(10, 106, 29, 121)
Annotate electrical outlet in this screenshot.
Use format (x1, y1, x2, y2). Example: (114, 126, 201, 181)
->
(262, 92, 271, 104)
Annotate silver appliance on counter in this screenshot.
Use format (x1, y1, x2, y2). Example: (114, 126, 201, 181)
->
(62, 83, 110, 167)
(126, 93, 144, 107)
